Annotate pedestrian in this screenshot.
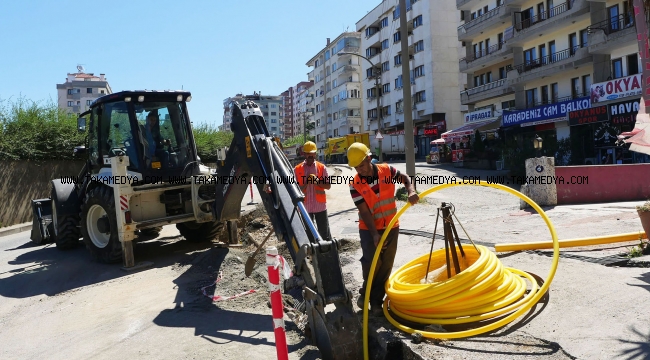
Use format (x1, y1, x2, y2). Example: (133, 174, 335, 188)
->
(294, 141, 332, 241)
(347, 142, 419, 316)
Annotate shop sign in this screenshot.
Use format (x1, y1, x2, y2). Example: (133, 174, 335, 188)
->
(590, 74, 643, 104)
(385, 127, 417, 135)
(609, 98, 640, 124)
(464, 108, 493, 123)
(568, 105, 608, 126)
(503, 97, 590, 126)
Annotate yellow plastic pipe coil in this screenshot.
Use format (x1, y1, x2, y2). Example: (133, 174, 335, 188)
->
(361, 181, 560, 360)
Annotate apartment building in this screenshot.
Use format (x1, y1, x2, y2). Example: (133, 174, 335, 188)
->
(306, 32, 364, 161)
(457, 0, 643, 164)
(281, 89, 292, 138)
(357, 0, 465, 157)
(56, 67, 112, 114)
(222, 93, 284, 139)
(293, 81, 315, 139)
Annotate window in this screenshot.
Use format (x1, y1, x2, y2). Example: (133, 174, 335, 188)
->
(480, 74, 486, 85)
(628, 54, 639, 75)
(414, 91, 426, 103)
(497, 0, 503, 6)
(382, 39, 389, 50)
(609, 4, 620, 32)
(571, 77, 580, 97)
(474, 76, 480, 87)
(551, 83, 559, 102)
(271, 112, 277, 116)
(349, 89, 359, 98)
(366, 88, 377, 98)
(393, 6, 400, 19)
(414, 40, 424, 53)
(612, 58, 623, 78)
(499, 67, 506, 79)
(380, 17, 388, 28)
(541, 85, 549, 104)
(539, 44, 547, 64)
(87, 88, 92, 94)
(394, 32, 401, 43)
(396, 100, 404, 113)
(100, 90, 105, 94)
(569, 33, 578, 55)
(271, 104, 277, 108)
(394, 54, 402, 66)
(581, 75, 591, 96)
(366, 68, 375, 78)
(549, 41, 556, 62)
(395, 75, 403, 89)
(486, 72, 492, 83)
(413, 15, 423, 28)
(471, 12, 477, 20)
(526, 89, 538, 107)
(537, 3, 545, 20)
(271, 127, 277, 132)
(524, 48, 536, 65)
(67, 101, 73, 107)
(368, 108, 378, 119)
(271, 118, 277, 123)
(332, 63, 338, 72)
(580, 29, 588, 48)
(263, 112, 269, 117)
(382, 105, 391, 116)
(67, 89, 73, 95)
(86, 100, 92, 106)
(383, 83, 391, 93)
(413, 65, 425, 77)
(501, 100, 515, 110)
(382, 61, 390, 72)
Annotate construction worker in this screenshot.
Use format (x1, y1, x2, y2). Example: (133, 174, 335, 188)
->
(294, 141, 332, 241)
(347, 142, 419, 316)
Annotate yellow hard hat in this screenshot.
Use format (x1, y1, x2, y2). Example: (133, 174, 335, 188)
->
(347, 142, 371, 167)
(303, 141, 317, 153)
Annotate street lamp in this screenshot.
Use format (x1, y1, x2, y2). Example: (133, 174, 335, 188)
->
(534, 135, 543, 157)
(338, 52, 383, 162)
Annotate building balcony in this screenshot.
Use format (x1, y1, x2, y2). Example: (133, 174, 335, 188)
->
(459, 41, 512, 73)
(523, 92, 588, 109)
(457, 0, 485, 11)
(506, 46, 592, 84)
(341, 64, 360, 74)
(587, 13, 636, 54)
(458, 5, 512, 41)
(508, 0, 589, 46)
(460, 78, 514, 105)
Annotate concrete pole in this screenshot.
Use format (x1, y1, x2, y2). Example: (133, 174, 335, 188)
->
(399, 0, 416, 179)
(375, 69, 383, 162)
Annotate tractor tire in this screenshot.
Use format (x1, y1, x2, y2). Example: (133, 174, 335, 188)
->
(80, 186, 122, 263)
(51, 188, 81, 250)
(176, 221, 223, 243)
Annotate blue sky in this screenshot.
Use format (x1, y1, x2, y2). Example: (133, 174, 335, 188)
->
(0, 0, 379, 127)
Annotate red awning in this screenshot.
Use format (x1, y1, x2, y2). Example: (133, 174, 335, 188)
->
(430, 138, 446, 145)
(441, 118, 500, 139)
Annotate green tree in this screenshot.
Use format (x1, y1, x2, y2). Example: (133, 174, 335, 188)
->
(472, 129, 485, 153)
(282, 134, 315, 148)
(192, 123, 234, 161)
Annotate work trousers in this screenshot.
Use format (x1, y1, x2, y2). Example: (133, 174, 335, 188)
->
(309, 210, 331, 242)
(359, 227, 399, 308)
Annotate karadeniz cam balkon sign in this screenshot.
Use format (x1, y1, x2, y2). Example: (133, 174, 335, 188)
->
(503, 97, 590, 126)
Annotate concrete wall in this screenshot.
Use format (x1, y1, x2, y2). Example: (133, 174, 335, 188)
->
(0, 160, 85, 228)
(556, 164, 650, 204)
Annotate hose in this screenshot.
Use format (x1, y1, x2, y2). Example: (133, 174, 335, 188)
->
(361, 182, 560, 360)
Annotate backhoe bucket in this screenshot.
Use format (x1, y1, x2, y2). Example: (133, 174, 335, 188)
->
(30, 198, 53, 245)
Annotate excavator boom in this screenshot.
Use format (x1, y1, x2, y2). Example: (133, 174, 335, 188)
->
(212, 101, 363, 360)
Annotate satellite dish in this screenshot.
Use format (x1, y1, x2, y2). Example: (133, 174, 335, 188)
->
(77, 65, 84, 73)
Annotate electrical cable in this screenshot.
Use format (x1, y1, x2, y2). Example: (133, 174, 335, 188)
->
(360, 181, 560, 360)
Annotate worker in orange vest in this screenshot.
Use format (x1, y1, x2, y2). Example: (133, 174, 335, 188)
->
(294, 141, 332, 241)
(347, 142, 419, 316)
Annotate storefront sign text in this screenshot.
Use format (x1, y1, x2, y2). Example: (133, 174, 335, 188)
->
(568, 105, 608, 126)
(590, 74, 643, 103)
(464, 108, 493, 123)
(503, 97, 590, 126)
(609, 98, 640, 124)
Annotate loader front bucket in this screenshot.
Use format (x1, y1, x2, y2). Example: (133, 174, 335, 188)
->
(30, 198, 53, 245)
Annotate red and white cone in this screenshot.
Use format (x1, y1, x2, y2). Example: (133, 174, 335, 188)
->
(267, 246, 289, 360)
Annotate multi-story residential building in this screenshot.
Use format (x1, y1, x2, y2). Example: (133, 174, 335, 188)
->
(357, 0, 465, 157)
(456, 0, 643, 165)
(293, 81, 315, 139)
(222, 93, 284, 139)
(307, 33, 364, 161)
(281, 89, 292, 138)
(56, 67, 112, 114)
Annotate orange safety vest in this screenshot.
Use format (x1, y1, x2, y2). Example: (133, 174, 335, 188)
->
(351, 163, 399, 231)
(294, 161, 326, 203)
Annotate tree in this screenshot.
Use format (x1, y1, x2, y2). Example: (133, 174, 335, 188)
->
(192, 123, 234, 161)
(282, 134, 315, 148)
(472, 129, 485, 154)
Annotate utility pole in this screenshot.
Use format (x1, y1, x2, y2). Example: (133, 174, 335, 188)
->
(399, 0, 416, 180)
(338, 52, 383, 162)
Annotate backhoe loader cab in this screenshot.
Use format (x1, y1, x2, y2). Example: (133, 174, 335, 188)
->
(32, 90, 224, 267)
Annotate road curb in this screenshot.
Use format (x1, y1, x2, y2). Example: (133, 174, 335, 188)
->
(0, 222, 32, 238)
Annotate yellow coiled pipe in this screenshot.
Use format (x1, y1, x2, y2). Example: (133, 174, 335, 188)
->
(361, 182, 560, 360)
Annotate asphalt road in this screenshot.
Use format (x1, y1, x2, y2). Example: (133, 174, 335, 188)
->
(1, 161, 649, 360)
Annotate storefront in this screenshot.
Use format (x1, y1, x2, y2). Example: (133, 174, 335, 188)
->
(416, 120, 446, 157)
(441, 113, 501, 163)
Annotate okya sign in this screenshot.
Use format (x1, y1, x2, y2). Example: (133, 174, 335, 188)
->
(464, 108, 493, 123)
(503, 97, 590, 126)
(590, 73, 643, 103)
(568, 105, 608, 126)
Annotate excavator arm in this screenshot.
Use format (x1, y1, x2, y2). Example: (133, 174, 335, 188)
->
(212, 101, 362, 360)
